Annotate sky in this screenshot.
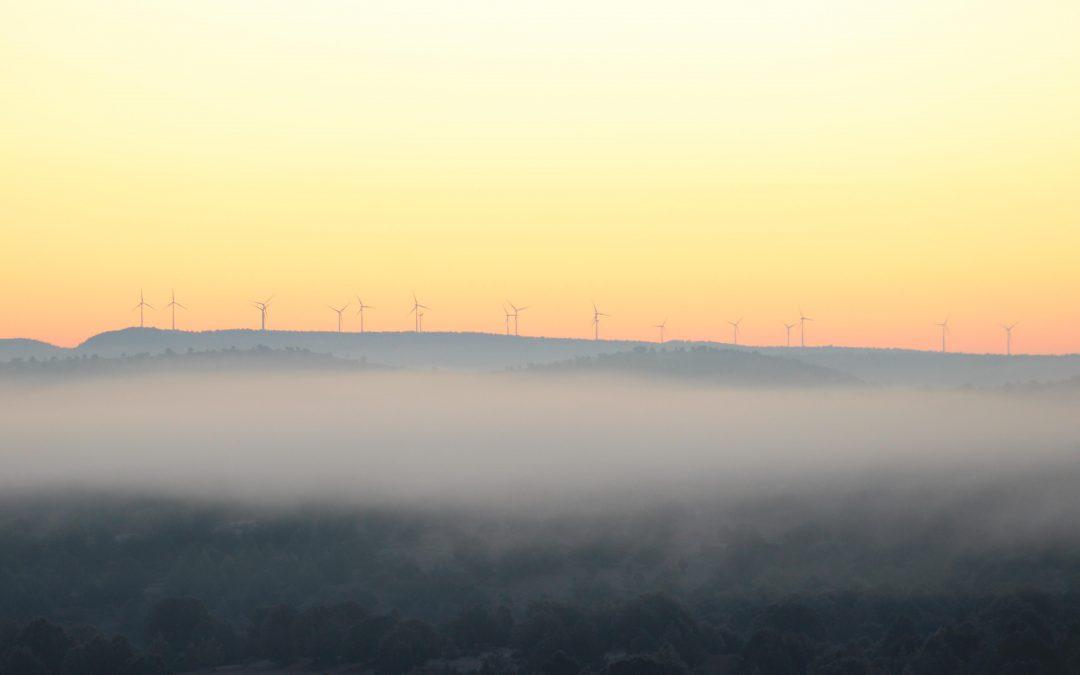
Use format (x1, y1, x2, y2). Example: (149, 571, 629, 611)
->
(2, 0, 1078, 352)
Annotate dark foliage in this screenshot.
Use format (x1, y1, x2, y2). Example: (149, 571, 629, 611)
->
(527, 345, 859, 386)
(4, 495, 1080, 673)
(0, 619, 166, 675)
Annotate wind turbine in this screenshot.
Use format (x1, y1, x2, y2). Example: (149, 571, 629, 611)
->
(409, 293, 430, 333)
(164, 289, 186, 331)
(329, 302, 350, 332)
(503, 305, 514, 335)
(355, 298, 374, 333)
(1002, 322, 1018, 356)
(935, 316, 950, 353)
(654, 318, 667, 344)
(728, 319, 742, 346)
(508, 302, 529, 336)
(799, 309, 813, 348)
(133, 290, 154, 328)
(592, 303, 609, 341)
(252, 296, 274, 331)
(783, 322, 796, 348)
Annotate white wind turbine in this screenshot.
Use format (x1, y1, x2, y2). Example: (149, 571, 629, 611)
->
(935, 316, 950, 353)
(508, 301, 529, 336)
(410, 293, 431, 333)
(592, 303, 609, 341)
(133, 290, 154, 328)
(654, 318, 667, 344)
(799, 309, 813, 348)
(329, 302, 350, 332)
(728, 318, 742, 346)
(1002, 321, 1018, 356)
(355, 298, 374, 333)
(783, 322, 796, 347)
(252, 296, 274, 331)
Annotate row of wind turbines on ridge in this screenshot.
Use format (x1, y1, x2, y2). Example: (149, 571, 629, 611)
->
(132, 291, 1021, 354)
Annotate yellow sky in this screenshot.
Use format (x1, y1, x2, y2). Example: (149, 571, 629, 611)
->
(2, 0, 1079, 351)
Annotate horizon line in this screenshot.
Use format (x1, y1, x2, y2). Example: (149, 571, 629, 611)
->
(3, 326, 1076, 359)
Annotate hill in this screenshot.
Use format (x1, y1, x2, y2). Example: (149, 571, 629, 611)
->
(0, 338, 65, 362)
(0, 346, 387, 381)
(750, 345, 1080, 387)
(4, 328, 1080, 387)
(527, 345, 860, 386)
(73, 327, 642, 370)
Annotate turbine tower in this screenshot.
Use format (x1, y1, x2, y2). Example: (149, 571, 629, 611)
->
(783, 322, 796, 348)
(799, 309, 813, 348)
(133, 290, 154, 328)
(329, 302, 350, 332)
(1002, 322, 1018, 356)
(164, 289, 186, 331)
(355, 298, 374, 333)
(508, 302, 529, 336)
(503, 305, 514, 335)
(728, 319, 742, 346)
(252, 296, 274, 331)
(592, 303, 609, 341)
(409, 293, 430, 333)
(654, 318, 667, 344)
(935, 317, 950, 353)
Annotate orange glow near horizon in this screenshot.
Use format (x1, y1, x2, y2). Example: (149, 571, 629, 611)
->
(2, 1, 1079, 353)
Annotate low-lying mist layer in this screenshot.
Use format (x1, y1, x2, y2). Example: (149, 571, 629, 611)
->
(2, 370, 1078, 509)
(3, 371, 1080, 673)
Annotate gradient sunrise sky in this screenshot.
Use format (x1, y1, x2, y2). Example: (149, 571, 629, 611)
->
(2, 1, 1078, 352)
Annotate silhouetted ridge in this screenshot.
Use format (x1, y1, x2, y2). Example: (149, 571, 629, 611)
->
(0, 346, 388, 380)
(761, 345, 1080, 387)
(6, 328, 1080, 385)
(528, 345, 859, 386)
(71, 327, 645, 371)
(0, 338, 65, 362)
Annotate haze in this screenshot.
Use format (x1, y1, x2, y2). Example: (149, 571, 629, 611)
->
(3, 371, 1078, 515)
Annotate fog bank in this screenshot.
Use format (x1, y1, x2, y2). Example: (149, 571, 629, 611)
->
(2, 371, 1077, 513)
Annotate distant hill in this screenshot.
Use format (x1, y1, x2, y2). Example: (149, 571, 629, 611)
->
(750, 346, 1080, 388)
(0, 338, 65, 362)
(527, 345, 860, 386)
(0, 346, 388, 381)
(995, 373, 1080, 395)
(3, 328, 1079, 387)
(73, 327, 642, 370)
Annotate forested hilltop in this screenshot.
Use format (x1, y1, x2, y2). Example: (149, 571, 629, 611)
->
(4, 483, 1080, 674)
(0, 347, 385, 382)
(525, 345, 859, 387)
(5, 328, 1080, 386)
